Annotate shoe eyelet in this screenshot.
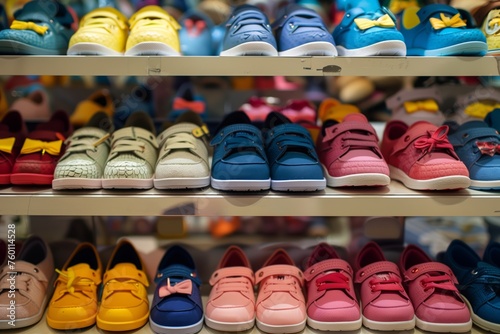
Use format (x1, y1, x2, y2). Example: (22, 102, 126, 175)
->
(220, 132, 224, 137)
(463, 133, 469, 138)
(310, 269, 315, 274)
(471, 269, 478, 275)
(259, 272, 264, 277)
(33, 268, 39, 273)
(298, 271, 302, 277)
(214, 273, 218, 278)
(360, 272, 365, 277)
(411, 268, 418, 273)
(404, 135, 410, 142)
(157, 273, 163, 278)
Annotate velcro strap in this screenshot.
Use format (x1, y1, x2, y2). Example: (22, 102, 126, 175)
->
(417, 3, 459, 23)
(111, 126, 158, 148)
(210, 124, 262, 146)
(449, 127, 500, 148)
(209, 267, 255, 286)
(403, 262, 457, 283)
(304, 259, 353, 282)
(103, 267, 149, 287)
(255, 265, 304, 286)
(355, 261, 401, 283)
(1, 261, 49, 283)
(154, 264, 201, 285)
(322, 122, 377, 143)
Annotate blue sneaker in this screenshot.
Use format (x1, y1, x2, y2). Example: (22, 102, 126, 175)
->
(399, 4, 487, 56)
(149, 245, 204, 334)
(483, 241, 500, 268)
(485, 108, 500, 132)
(272, 4, 337, 56)
(179, 10, 215, 55)
(263, 112, 325, 191)
(440, 239, 500, 333)
(114, 84, 156, 129)
(169, 82, 207, 121)
(210, 111, 270, 191)
(219, 4, 277, 56)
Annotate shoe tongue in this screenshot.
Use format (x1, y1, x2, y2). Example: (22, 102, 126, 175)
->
(343, 113, 367, 123)
(113, 263, 138, 271)
(68, 263, 93, 276)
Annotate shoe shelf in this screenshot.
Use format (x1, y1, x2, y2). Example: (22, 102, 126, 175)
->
(0, 181, 499, 217)
(0, 56, 497, 77)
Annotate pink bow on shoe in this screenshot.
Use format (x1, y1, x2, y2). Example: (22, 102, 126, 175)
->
(159, 278, 192, 297)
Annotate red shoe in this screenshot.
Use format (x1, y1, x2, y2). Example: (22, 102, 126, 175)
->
(0, 111, 28, 184)
(11, 111, 72, 185)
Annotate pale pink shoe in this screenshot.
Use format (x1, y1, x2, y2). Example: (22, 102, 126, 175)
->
(304, 243, 361, 331)
(316, 113, 390, 187)
(381, 120, 470, 190)
(354, 242, 415, 331)
(279, 100, 316, 124)
(255, 249, 306, 334)
(399, 245, 472, 333)
(205, 246, 255, 332)
(10, 89, 51, 121)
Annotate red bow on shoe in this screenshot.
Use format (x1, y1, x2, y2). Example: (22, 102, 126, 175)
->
(173, 98, 205, 114)
(158, 278, 192, 297)
(476, 141, 500, 157)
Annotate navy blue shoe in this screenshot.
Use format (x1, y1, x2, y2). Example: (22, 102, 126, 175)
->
(149, 245, 204, 334)
(0, 4, 7, 31)
(263, 112, 325, 192)
(483, 241, 500, 268)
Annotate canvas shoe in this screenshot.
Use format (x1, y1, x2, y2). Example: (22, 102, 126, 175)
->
(53, 112, 112, 189)
(399, 244, 471, 333)
(219, 4, 278, 56)
(380, 120, 470, 190)
(150, 245, 204, 334)
(304, 243, 362, 331)
(103, 111, 158, 189)
(70, 89, 115, 127)
(154, 111, 211, 189)
(46, 242, 102, 330)
(354, 241, 415, 331)
(255, 249, 306, 334)
(205, 246, 255, 332)
(317, 113, 390, 187)
(472, 1, 500, 55)
(0, 236, 55, 329)
(0, 111, 28, 185)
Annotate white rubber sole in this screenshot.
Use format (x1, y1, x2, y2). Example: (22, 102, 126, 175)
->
(125, 42, 181, 56)
(409, 41, 487, 56)
(307, 316, 362, 331)
(150, 316, 204, 334)
(337, 40, 406, 56)
(469, 179, 500, 190)
(102, 178, 154, 189)
(211, 177, 271, 191)
(363, 315, 415, 331)
(67, 42, 123, 56)
(204, 317, 255, 332)
(256, 318, 306, 334)
(154, 176, 210, 189)
(416, 316, 472, 333)
(323, 165, 390, 187)
(272, 178, 326, 192)
(220, 42, 278, 56)
(279, 42, 338, 56)
(389, 166, 471, 190)
(463, 295, 500, 333)
(52, 177, 102, 190)
(0, 295, 48, 329)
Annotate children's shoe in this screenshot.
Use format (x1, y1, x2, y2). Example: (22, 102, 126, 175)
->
(70, 89, 115, 127)
(255, 249, 306, 334)
(67, 7, 128, 55)
(205, 246, 255, 332)
(304, 243, 361, 331)
(113, 84, 155, 130)
(169, 82, 207, 121)
(354, 241, 415, 331)
(97, 239, 150, 331)
(272, 4, 337, 56)
(279, 99, 316, 124)
(10, 87, 51, 121)
(483, 241, 500, 267)
(440, 239, 500, 333)
(485, 108, 500, 131)
(238, 96, 278, 122)
(219, 4, 278, 56)
(399, 244, 471, 333)
(317, 98, 361, 125)
(125, 5, 181, 56)
(11, 110, 73, 185)
(472, 1, 500, 55)
(450, 87, 500, 125)
(46, 242, 102, 330)
(0, 111, 27, 185)
(149, 245, 204, 334)
(400, 4, 487, 56)
(0, 236, 54, 329)
(380, 120, 470, 190)
(317, 113, 390, 187)
(210, 111, 270, 191)
(179, 10, 216, 55)
(263, 112, 325, 192)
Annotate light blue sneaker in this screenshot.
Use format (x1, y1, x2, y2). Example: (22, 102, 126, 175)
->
(219, 4, 277, 56)
(179, 10, 215, 55)
(272, 4, 337, 56)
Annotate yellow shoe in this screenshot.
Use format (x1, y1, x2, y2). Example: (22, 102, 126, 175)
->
(70, 88, 115, 127)
(46, 243, 102, 330)
(96, 239, 150, 331)
(125, 5, 181, 56)
(318, 98, 361, 124)
(68, 7, 128, 55)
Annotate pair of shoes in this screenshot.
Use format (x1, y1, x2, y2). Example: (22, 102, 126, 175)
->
(210, 111, 325, 192)
(205, 246, 306, 333)
(179, 10, 219, 56)
(0, 236, 55, 329)
(440, 240, 500, 333)
(47, 239, 149, 331)
(238, 97, 316, 124)
(472, 1, 500, 55)
(68, 5, 181, 56)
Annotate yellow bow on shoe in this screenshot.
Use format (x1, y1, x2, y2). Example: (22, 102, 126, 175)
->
(429, 13, 466, 30)
(0, 137, 15, 154)
(20, 138, 62, 156)
(389, 0, 420, 15)
(404, 99, 439, 113)
(464, 101, 500, 119)
(10, 20, 49, 35)
(354, 14, 395, 30)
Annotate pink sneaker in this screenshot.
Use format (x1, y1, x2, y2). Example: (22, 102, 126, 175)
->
(304, 243, 361, 331)
(255, 249, 306, 334)
(279, 100, 316, 124)
(354, 242, 415, 331)
(381, 120, 470, 190)
(399, 245, 472, 333)
(317, 113, 390, 187)
(239, 96, 277, 122)
(205, 246, 255, 332)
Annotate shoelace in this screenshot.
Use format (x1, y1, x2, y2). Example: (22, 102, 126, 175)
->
(104, 278, 139, 299)
(65, 134, 110, 153)
(111, 138, 146, 154)
(0, 272, 31, 292)
(82, 16, 125, 33)
(369, 276, 404, 292)
(217, 276, 251, 293)
(165, 132, 197, 151)
(316, 272, 350, 292)
(130, 17, 174, 31)
(420, 274, 457, 292)
(54, 268, 95, 299)
(264, 276, 298, 294)
(340, 131, 379, 151)
(414, 125, 454, 154)
(225, 132, 263, 152)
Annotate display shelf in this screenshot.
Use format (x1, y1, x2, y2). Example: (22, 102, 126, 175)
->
(1, 182, 499, 217)
(0, 56, 498, 77)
